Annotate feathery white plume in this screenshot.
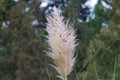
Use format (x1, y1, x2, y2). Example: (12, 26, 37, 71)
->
(46, 7, 77, 80)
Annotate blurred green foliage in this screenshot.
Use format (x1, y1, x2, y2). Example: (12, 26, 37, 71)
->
(0, 0, 120, 80)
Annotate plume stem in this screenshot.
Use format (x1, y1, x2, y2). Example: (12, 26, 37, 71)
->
(63, 75, 67, 80)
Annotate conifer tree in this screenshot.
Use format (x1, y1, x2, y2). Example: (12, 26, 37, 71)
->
(0, 0, 48, 80)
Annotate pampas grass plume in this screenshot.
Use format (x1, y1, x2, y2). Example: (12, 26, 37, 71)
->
(46, 7, 77, 80)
